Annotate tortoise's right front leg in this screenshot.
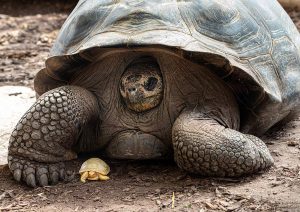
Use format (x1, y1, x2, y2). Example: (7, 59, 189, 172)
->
(8, 86, 99, 187)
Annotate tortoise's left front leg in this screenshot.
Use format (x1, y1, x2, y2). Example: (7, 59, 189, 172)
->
(172, 111, 274, 177)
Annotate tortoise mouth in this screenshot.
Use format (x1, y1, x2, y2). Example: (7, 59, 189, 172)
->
(105, 130, 169, 160)
(124, 94, 163, 112)
(120, 56, 163, 113)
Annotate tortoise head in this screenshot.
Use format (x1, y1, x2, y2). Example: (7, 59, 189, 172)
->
(120, 56, 163, 112)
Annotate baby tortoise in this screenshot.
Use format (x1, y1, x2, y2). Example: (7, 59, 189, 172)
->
(79, 158, 110, 183)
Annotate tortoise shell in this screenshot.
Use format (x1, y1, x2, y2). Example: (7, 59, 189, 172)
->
(79, 158, 110, 175)
(34, 0, 300, 135)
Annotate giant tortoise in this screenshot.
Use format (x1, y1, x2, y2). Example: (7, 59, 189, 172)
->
(8, 0, 300, 187)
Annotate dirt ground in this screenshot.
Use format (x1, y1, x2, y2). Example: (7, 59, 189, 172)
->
(0, 1, 300, 211)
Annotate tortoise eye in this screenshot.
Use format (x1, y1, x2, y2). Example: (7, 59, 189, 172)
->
(144, 77, 158, 91)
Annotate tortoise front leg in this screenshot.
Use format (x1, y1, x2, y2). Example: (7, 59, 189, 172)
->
(8, 86, 100, 187)
(172, 111, 274, 177)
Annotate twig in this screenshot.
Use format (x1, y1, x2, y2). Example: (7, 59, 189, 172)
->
(172, 192, 175, 209)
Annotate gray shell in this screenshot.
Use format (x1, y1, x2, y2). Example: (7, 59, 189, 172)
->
(35, 0, 300, 135)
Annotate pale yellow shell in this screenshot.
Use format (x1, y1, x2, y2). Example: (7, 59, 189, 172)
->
(79, 158, 110, 175)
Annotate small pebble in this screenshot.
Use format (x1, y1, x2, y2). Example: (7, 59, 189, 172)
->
(287, 140, 298, 146)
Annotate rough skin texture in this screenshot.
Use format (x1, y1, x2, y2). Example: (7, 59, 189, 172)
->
(7, 0, 300, 188)
(7, 54, 275, 187)
(172, 111, 274, 177)
(8, 86, 99, 186)
(119, 57, 163, 112)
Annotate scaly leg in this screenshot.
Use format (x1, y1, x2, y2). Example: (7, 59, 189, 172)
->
(172, 111, 274, 177)
(8, 86, 99, 187)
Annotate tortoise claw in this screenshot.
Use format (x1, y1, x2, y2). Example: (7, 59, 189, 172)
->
(13, 169, 22, 182)
(50, 171, 59, 185)
(49, 165, 60, 184)
(26, 173, 36, 188)
(38, 174, 49, 187)
(8, 155, 66, 187)
(59, 169, 65, 180)
(36, 167, 48, 186)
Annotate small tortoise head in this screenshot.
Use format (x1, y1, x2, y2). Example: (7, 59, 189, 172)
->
(120, 56, 163, 112)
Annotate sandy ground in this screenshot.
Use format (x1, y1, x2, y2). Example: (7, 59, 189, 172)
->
(0, 1, 300, 211)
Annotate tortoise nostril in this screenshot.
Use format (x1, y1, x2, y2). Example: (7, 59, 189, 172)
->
(128, 88, 137, 93)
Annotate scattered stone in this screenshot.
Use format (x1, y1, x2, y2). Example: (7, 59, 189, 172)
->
(122, 196, 133, 202)
(217, 200, 230, 207)
(227, 202, 242, 211)
(270, 181, 282, 187)
(190, 186, 197, 192)
(154, 189, 161, 194)
(145, 182, 151, 187)
(162, 200, 171, 208)
(204, 201, 218, 210)
(271, 150, 282, 157)
(287, 140, 299, 146)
